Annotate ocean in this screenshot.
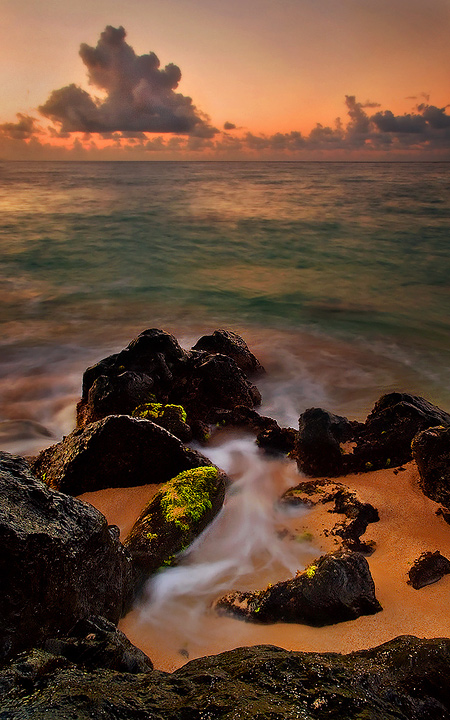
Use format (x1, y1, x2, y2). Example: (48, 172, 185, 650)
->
(1, 160, 449, 454)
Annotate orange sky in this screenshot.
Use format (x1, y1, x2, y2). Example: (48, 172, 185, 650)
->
(0, 0, 449, 160)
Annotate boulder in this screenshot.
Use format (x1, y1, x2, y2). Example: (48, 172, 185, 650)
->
(77, 328, 263, 433)
(192, 329, 265, 375)
(44, 616, 153, 673)
(32, 415, 212, 495)
(124, 466, 227, 590)
(172, 353, 261, 422)
(408, 551, 450, 590)
(0, 452, 133, 662)
(215, 550, 382, 625)
(412, 424, 450, 506)
(351, 393, 450, 472)
(3, 637, 450, 719)
(295, 408, 355, 477)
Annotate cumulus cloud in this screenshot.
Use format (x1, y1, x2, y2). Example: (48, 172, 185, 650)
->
(0, 113, 40, 140)
(39, 25, 217, 136)
(223, 121, 236, 130)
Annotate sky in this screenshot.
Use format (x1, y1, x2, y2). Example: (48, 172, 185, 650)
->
(0, 0, 449, 160)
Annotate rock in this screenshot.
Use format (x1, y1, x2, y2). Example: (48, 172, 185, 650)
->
(408, 551, 450, 590)
(77, 329, 262, 433)
(256, 425, 298, 455)
(124, 466, 227, 590)
(44, 616, 153, 673)
(412, 425, 450, 506)
(32, 415, 212, 495)
(210, 405, 277, 434)
(2, 636, 450, 719)
(295, 408, 355, 477)
(132, 402, 193, 442)
(215, 550, 382, 625)
(192, 329, 265, 375)
(352, 393, 450, 472)
(0, 452, 133, 662)
(330, 489, 379, 554)
(173, 353, 262, 422)
(78, 371, 155, 427)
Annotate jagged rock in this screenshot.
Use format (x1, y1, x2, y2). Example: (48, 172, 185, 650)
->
(3, 637, 448, 719)
(295, 408, 355, 477)
(192, 329, 265, 375)
(173, 353, 261, 422)
(78, 329, 186, 428)
(124, 466, 227, 590)
(77, 329, 263, 433)
(412, 424, 450, 506)
(330, 489, 379, 554)
(0, 452, 132, 662)
(210, 405, 277, 433)
(44, 616, 153, 673)
(32, 415, 211, 495)
(408, 551, 450, 590)
(215, 550, 382, 625)
(351, 393, 450, 472)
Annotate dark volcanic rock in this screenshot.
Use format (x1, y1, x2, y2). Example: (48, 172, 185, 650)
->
(2, 636, 450, 719)
(352, 392, 450, 472)
(78, 328, 187, 428)
(0, 452, 132, 662)
(44, 616, 153, 673)
(124, 466, 226, 590)
(192, 329, 265, 375)
(173, 353, 262, 421)
(408, 551, 450, 590)
(215, 550, 382, 626)
(412, 424, 450, 506)
(295, 408, 355, 477)
(77, 328, 263, 432)
(32, 414, 211, 495)
(330, 489, 379, 553)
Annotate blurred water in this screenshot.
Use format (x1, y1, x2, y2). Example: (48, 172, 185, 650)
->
(1, 161, 449, 451)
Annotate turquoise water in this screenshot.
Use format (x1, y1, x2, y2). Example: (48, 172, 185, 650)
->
(1, 161, 449, 452)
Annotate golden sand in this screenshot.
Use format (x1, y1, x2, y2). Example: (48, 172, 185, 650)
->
(81, 461, 450, 672)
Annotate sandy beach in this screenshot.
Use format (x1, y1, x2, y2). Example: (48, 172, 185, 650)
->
(81, 454, 450, 673)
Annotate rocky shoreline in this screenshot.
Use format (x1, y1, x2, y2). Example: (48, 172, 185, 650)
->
(1, 328, 450, 718)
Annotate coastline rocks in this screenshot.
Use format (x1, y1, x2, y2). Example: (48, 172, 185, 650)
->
(124, 466, 226, 590)
(295, 393, 450, 477)
(192, 329, 265, 375)
(215, 550, 382, 626)
(2, 636, 450, 719)
(412, 424, 450, 506)
(44, 616, 153, 673)
(0, 452, 133, 662)
(295, 408, 356, 476)
(77, 328, 263, 432)
(32, 415, 212, 495)
(408, 551, 450, 590)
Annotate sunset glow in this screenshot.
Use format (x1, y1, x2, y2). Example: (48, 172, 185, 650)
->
(0, 0, 449, 160)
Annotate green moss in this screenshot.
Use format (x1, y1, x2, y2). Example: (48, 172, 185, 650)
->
(296, 531, 313, 543)
(305, 564, 318, 579)
(160, 466, 218, 533)
(132, 402, 187, 423)
(365, 461, 373, 471)
(385, 458, 391, 468)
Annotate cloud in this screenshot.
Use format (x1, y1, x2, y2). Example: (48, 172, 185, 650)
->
(0, 113, 40, 140)
(39, 25, 217, 137)
(223, 121, 236, 130)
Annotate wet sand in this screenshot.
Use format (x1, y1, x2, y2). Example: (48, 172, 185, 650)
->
(81, 459, 450, 673)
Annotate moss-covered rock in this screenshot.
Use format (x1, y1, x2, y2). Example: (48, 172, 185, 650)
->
(124, 466, 226, 591)
(132, 403, 192, 442)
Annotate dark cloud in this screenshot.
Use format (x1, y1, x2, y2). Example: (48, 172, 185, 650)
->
(223, 121, 236, 130)
(0, 113, 39, 140)
(39, 25, 217, 136)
